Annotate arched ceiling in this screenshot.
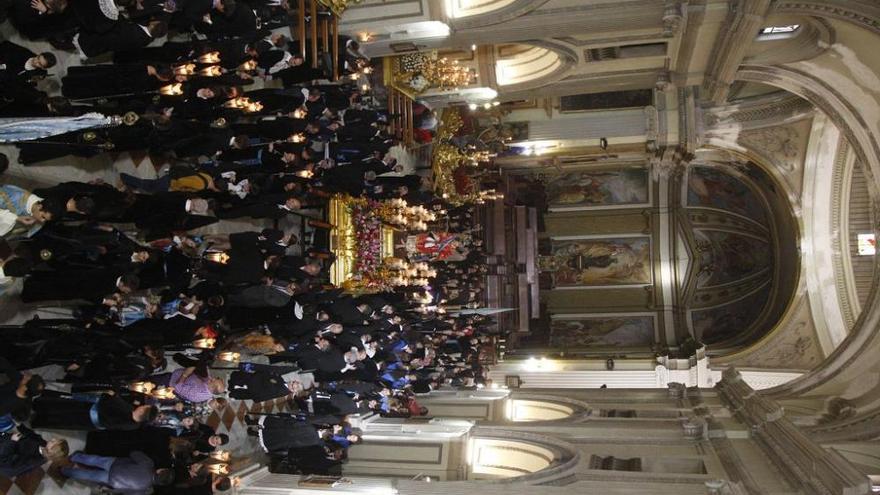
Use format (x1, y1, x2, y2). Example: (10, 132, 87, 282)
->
(494, 43, 570, 88)
(676, 163, 799, 352)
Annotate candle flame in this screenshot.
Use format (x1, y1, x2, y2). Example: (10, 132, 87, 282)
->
(198, 52, 221, 64)
(159, 83, 184, 96)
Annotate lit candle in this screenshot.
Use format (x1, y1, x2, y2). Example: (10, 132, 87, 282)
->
(288, 133, 305, 143)
(199, 65, 222, 77)
(206, 463, 229, 475)
(151, 386, 176, 400)
(159, 83, 184, 96)
(361, 66, 373, 74)
(292, 108, 306, 119)
(295, 169, 314, 178)
(361, 84, 370, 92)
(244, 101, 263, 113)
(198, 52, 221, 64)
(174, 63, 195, 76)
(217, 351, 240, 363)
(210, 451, 231, 462)
(192, 338, 216, 349)
(205, 251, 230, 264)
(130, 381, 155, 394)
(223, 97, 247, 109)
(239, 60, 257, 71)
(349, 73, 359, 81)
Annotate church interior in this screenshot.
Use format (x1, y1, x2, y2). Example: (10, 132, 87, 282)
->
(1, 0, 880, 494)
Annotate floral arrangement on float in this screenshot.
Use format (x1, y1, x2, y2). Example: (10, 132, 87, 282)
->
(337, 195, 439, 293)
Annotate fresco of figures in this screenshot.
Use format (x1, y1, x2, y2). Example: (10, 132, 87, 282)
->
(687, 166, 767, 222)
(544, 168, 650, 209)
(695, 230, 772, 287)
(546, 237, 652, 287)
(549, 315, 655, 348)
(690, 285, 771, 345)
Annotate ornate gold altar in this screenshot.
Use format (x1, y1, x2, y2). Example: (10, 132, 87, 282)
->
(328, 196, 395, 288)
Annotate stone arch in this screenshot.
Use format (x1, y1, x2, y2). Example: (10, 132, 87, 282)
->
(466, 428, 581, 484)
(447, 0, 549, 30)
(731, 64, 880, 406)
(503, 393, 592, 423)
(493, 41, 576, 94)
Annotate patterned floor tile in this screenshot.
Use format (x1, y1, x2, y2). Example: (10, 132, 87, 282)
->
(205, 410, 222, 430)
(0, 475, 14, 495)
(13, 468, 43, 495)
(221, 406, 237, 431)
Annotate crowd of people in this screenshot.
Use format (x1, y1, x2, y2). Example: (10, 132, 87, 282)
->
(0, 0, 498, 492)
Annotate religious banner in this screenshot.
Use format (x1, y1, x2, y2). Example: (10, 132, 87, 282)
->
(549, 314, 656, 348)
(540, 236, 652, 287)
(544, 168, 650, 211)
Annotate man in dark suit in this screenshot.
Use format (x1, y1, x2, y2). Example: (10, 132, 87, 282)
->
(21, 268, 140, 303)
(76, 19, 167, 58)
(0, 41, 56, 83)
(227, 368, 299, 402)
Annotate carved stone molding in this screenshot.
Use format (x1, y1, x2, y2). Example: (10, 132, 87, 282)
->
(739, 126, 801, 173)
(668, 382, 688, 399)
(774, 1, 880, 36)
(680, 416, 708, 440)
(662, 0, 684, 38)
(716, 368, 871, 494)
(713, 296, 821, 371)
(703, 0, 773, 104)
(703, 94, 814, 129)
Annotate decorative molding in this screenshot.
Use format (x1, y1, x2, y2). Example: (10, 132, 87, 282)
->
(703, 94, 814, 129)
(662, 0, 685, 38)
(830, 137, 857, 330)
(716, 369, 871, 494)
(713, 296, 821, 371)
(703, 0, 773, 104)
(773, 1, 880, 36)
(738, 126, 800, 173)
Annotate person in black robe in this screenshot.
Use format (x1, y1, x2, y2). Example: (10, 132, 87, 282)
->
(61, 63, 174, 100)
(0, 425, 68, 478)
(77, 19, 167, 58)
(20, 268, 139, 303)
(213, 193, 303, 221)
(7, 0, 71, 40)
(226, 369, 293, 402)
(0, 41, 56, 83)
(195, 1, 258, 40)
(197, 231, 267, 285)
(233, 116, 308, 141)
(31, 392, 156, 431)
(69, 0, 119, 34)
(255, 415, 322, 454)
(240, 87, 304, 115)
(127, 193, 218, 241)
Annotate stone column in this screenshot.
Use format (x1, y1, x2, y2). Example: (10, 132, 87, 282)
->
(716, 368, 871, 494)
